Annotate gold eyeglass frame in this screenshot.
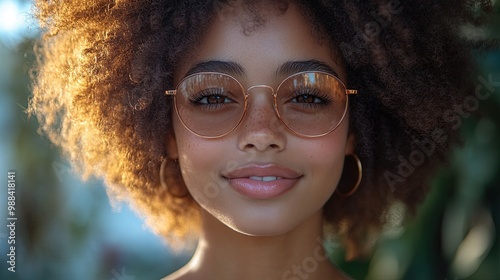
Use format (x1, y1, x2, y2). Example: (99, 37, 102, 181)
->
(165, 70, 358, 138)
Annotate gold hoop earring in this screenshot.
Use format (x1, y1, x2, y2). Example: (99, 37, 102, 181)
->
(160, 158, 189, 198)
(335, 154, 362, 197)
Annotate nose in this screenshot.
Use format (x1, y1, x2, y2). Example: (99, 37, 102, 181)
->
(237, 86, 287, 153)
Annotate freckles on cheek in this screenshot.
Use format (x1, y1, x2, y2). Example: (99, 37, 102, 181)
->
(176, 135, 226, 181)
(178, 142, 206, 171)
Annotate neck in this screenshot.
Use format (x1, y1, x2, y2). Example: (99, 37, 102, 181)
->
(181, 209, 346, 280)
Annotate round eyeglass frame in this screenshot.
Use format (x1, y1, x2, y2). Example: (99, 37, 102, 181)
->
(165, 71, 358, 138)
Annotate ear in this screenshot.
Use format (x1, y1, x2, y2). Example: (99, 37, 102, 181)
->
(166, 132, 179, 159)
(345, 132, 356, 155)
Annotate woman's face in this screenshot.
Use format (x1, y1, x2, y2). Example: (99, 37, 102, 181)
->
(171, 3, 352, 236)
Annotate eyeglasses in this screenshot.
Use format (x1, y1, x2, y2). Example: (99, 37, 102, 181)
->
(166, 71, 357, 138)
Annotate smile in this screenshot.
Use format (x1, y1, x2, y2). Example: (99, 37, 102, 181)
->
(248, 176, 283, 182)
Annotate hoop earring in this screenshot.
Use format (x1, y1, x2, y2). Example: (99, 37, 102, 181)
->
(335, 154, 362, 197)
(160, 158, 190, 198)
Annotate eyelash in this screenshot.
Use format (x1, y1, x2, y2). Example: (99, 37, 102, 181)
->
(288, 88, 333, 106)
(188, 88, 236, 108)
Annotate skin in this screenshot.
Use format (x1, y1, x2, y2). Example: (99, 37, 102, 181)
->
(165, 3, 354, 280)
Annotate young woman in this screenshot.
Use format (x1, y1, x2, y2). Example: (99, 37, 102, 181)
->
(29, 0, 491, 279)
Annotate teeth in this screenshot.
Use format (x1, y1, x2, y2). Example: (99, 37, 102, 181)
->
(249, 176, 282, 182)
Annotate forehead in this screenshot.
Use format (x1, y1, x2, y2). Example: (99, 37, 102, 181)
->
(175, 2, 345, 84)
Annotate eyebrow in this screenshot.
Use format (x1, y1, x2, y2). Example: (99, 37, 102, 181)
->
(276, 60, 340, 78)
(183, 59, 339, 79)
(184, 61, 245, 77)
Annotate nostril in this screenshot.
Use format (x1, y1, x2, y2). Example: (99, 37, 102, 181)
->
(269, 144, 279, 149)
(244, 143, 256, 149)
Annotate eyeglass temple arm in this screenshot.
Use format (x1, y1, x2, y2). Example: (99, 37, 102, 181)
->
(347, 89, 358, 95)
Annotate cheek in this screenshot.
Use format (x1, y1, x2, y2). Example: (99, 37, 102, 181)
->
(303, 139, 346, 199)
(297, 122, 349, 199)
(173, 116, 229, 203)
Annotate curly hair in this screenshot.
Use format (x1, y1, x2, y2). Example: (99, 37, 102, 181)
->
(29, 0, 491, 256)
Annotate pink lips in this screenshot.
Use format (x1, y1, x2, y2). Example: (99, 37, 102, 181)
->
(223, 164, 302, 199)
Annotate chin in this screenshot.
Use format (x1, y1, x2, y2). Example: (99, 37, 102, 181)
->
(221, 210, 308, 237)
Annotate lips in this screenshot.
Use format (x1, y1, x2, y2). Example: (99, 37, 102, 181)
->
(223, 164, 302, 199)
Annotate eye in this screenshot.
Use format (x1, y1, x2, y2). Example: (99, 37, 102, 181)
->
(198, 95, 232, 104)
(290, 88, 332, 105)
(190, 88, 236, 105)
(292, 94, 323, 104)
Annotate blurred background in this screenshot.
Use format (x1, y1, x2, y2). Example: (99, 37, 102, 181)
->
(0, 0, 498, 279)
